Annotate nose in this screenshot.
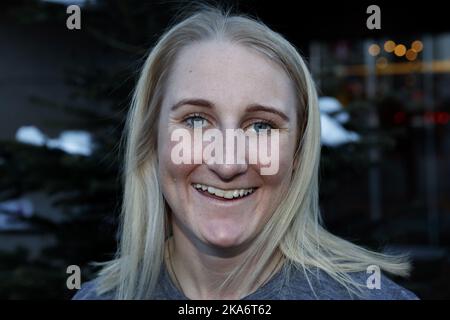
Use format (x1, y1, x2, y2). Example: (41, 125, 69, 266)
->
(207, 163, 248, 181)
(202, 126, 249, 180)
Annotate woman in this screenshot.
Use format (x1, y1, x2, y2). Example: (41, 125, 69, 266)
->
(73, 6, 418, 300)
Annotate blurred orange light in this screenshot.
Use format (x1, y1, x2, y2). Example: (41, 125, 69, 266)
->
(406, 49, 418, 61)
(368, 44, 381, 56)
(394, 44, 407, 57)
(384, 40, 396, 53)
(376, 57, 388, 69)
(412, 40, 423, 53)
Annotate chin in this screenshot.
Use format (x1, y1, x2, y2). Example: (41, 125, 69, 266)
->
(199, 222, 249, 249)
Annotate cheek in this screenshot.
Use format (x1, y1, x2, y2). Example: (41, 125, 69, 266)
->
(158, 136, 197, 184)
(258, 142, 293, 219)
(249, 133, 295, 180)
(158, 145, 198, 223)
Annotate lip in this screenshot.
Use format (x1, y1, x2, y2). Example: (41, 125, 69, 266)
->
(191, 184, 258, 205)
(191, 183, 258, 191)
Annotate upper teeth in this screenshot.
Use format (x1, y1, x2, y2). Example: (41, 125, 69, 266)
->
(192, 184, 255, 199)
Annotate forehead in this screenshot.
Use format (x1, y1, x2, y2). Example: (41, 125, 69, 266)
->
(164, 40, 297, 115)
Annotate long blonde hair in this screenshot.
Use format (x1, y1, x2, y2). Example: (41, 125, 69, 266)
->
(96, 4, 411, 299)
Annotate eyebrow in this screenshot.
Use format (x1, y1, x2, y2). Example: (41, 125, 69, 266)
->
(171, 98, 213, 111)
(246, 104, 290, 122)
(170, 98, 290, 122)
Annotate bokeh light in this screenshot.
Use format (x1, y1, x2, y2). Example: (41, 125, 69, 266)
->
(406, 49, 418, 61)
(376, 56, 388, 69)
(368, 44, 381, 56)
(412, 40, 423, 53)
(384, 40, 396, 53)
(394, 44, 407, 57)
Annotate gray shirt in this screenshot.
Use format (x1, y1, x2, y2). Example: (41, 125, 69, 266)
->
(72, 263, 418, 300)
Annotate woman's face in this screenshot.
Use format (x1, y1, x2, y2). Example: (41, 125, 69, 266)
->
(157, 40, 298, 250)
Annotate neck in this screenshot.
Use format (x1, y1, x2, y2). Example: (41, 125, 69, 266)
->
(165, 223, 284, 300)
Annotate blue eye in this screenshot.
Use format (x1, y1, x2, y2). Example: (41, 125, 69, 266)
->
(251, 122, 273, 133)
(185, 115, 208, 128)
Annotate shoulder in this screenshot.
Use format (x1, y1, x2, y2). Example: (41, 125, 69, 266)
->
(277, 267, 419, 300)
(347, 271, 419, 300)
(72, 278, 113, 300)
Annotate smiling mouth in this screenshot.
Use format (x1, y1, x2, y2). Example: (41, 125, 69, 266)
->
(192, 183, 256, 200)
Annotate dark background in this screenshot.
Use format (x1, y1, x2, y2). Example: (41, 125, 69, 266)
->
(0, 0, 449, 299)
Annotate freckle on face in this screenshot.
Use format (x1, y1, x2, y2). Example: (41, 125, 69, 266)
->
(157, 40, 298, 250)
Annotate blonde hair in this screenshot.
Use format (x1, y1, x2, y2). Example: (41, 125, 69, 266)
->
(96, 4, 411, 299)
